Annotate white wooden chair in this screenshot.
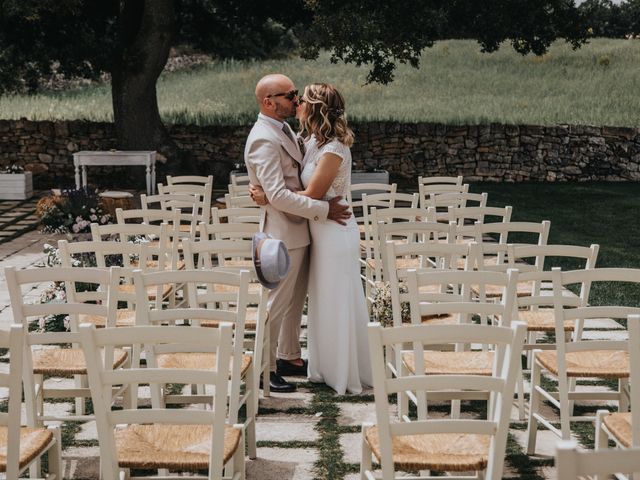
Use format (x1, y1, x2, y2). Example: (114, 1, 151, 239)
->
(228, 183, 250, 198)
(447, 205, 512, 246)
(594, 314, 640, 480)
(361, 320, 526, 480)
(211, 206, 262, 225)
(182, 236, 269, 400)
(134, 268, 258, 461)
(142, 191, 204, 238)
(556, 439, 640, 480)
(360, 192, 419, 257)
(79, 322, 245, 480)
(167, 174, 213, 189)
(0, 324, 62, 479)
(160, 180, 213, 225)
(5, 266, 129, 425)
(348, 182, 396, 205)
(401, 268, 519, 420)
(417, 175, 466, 210)
(527, 267, 640, 454)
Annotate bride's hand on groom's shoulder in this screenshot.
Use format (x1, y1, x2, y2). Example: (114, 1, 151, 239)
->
(327, 196, 351, 226)
(249, 184, 269, 206)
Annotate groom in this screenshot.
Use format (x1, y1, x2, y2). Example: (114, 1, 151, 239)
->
(244, 74, 350, 393)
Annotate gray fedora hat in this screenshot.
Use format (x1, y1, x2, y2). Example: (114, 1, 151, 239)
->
(252, 232, 291, 289)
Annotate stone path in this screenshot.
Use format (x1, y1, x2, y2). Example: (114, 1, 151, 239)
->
(0, 194, 43, 244)
(0, 228, 625, 479)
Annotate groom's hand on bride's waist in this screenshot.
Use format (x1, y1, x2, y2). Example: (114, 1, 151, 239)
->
(328, 196, 351, 225)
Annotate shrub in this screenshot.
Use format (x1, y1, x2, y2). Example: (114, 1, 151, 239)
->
(38, 187, 111, 234)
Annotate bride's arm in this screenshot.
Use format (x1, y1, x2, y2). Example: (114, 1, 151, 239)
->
(297, 153, 342, 200)
(249, 152, 342, 204)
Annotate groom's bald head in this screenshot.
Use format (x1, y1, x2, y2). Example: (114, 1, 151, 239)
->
(255, 74, 294, 102)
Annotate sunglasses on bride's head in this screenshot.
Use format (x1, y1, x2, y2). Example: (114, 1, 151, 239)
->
(266, 89, 299, 101)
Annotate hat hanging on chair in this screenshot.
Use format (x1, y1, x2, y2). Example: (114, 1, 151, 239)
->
(252, 232, 291, 289)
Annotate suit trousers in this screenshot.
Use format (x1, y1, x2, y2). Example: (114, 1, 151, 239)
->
(267, 245, 309, 370)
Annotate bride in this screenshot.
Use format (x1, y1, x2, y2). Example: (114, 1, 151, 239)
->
(254, 83, 372, 394)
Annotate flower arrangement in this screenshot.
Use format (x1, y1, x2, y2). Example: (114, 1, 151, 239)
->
(0, 164, 25, 174)
(38, 187, 111, 234)
(371, 282, 410, 327)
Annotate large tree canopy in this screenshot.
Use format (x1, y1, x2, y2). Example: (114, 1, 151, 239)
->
(0, 0, 589, 168)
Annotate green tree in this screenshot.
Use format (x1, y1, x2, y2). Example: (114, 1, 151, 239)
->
(0, 0, 587, 168)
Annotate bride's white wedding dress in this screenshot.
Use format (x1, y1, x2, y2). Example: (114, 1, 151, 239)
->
(301, 135, 372, 394)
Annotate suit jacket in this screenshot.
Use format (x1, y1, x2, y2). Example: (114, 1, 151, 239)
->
(244, 114, 329, 250)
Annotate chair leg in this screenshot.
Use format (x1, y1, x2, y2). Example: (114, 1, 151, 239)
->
(517, 364, 526, 421)
(558, 373, 572, 440)
(397, 358, 409, 420)
(360, 423, 373, 480)
(35, 373, 45, 427)
(594, 410, 610, 480)
(262, 328, 271, 398)
(246, 369, 258, 459)
(47, 425, 63, 480)
(233, 426, 246, 480)
(619, 378, 630, 413)
(567, 377, 576, 416)
(526, 357, 541, 454)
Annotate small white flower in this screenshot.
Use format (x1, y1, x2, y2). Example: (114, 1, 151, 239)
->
(90, 214, 98, 221)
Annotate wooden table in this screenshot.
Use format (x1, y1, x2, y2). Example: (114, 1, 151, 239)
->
(73, 151, 157, 195)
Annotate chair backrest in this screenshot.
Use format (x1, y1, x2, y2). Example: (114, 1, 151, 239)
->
(0, 325, 25, 478)
(79, 322, 234, 479)
(556, 440, 640, 478)
(224, 193, 260, 209)
(115, 206, 182, 230)
(417, 175, 465, 209)
(199, 220, 259, 242)
(448, 205, 512, 243)
(230, 172, 250, 186)
(430, 191, 488, 209)
(142, 191, 204, 237)
(474, 220, 551, 247)
(211, 206, 262, 225)
(159, 182, 213, 224)
(348, 182, 396, 205)
(361, 192, 419, 257)
(227, 183, 250, 198)
(367, 320, 526, 479)
(628, 314, 640, 447)
(166, 174, 213, 187)
(551, 267, 640, 363)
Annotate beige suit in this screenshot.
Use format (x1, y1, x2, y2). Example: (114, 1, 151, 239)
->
(244, 114, 328, 369)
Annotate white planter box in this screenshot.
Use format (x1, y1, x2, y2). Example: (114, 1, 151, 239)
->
(351, 170, 390, 200)
(0, 172, 33, 200)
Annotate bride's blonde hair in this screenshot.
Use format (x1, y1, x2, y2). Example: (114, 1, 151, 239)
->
(299, 83, 355, 148)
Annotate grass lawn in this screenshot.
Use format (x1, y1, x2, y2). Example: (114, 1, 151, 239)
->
(472, 181, 640, 307)
(1, 39, 639, 126)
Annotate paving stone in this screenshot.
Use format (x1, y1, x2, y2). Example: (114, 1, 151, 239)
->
(76, 420, 98, 441)
(63, 446, 101, 479)
(581, 330, 628, 340)
(246, 447, 317, 480)
(340, 432, 363, 464)
(512, 428, 579, 458)
(338, 401, 385, 426)
(256, 415, 319, 442)
(259, 390, 313, 412)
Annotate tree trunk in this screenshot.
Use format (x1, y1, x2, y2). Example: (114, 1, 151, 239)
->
(111, 0, 186, 171)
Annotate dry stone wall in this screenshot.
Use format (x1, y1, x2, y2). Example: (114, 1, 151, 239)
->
(0, 119, 638, 188)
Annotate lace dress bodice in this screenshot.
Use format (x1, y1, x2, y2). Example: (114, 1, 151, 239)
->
(300, 136, 352, 200)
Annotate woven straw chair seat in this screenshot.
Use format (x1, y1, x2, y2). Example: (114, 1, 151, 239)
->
(366, 258, 421, 270)
(213, 283, 261, 294)
(0, 426, 53, 471)
(118, 283, 173, 299)
(130, 259, 186, 270)
(603, 412, 632, 448)
(200, 307, 259, 330)
(115, 424, 241, 470)
(156, 352, 252, 377)
(78, 309, 136, 328)
(402, 351, 494, 375)
(222, 259, 254, 268)
(32, 348, 128, 375)
(364, 425, 491, 472)
(535, 350, 630, 378)
(420, 313, 457, 325)
(517, 309, 574, 332)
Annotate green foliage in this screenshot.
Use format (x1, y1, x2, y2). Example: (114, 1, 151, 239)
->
(579, 0, 640, 37)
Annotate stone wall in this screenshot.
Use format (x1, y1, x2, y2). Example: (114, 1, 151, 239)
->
(1, 119, 638, 188)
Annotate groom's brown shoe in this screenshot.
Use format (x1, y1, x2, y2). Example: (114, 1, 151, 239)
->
(276, 358, 308, 377)
(260, 372, 296, 393)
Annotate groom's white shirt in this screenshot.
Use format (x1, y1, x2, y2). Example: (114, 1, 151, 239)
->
(244, 113, 329, 250)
